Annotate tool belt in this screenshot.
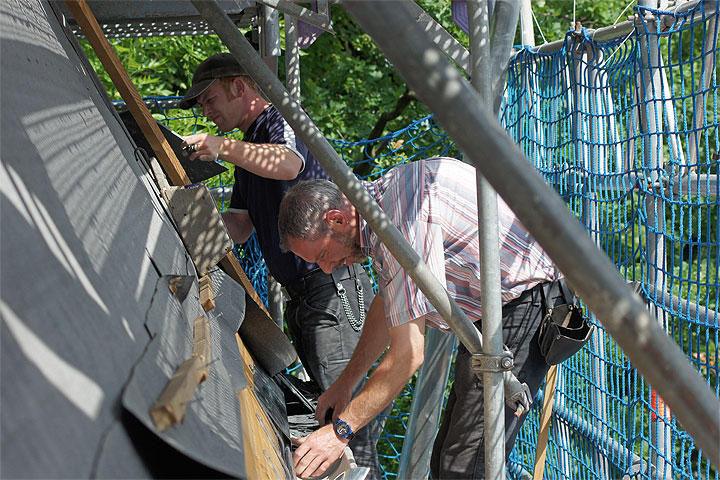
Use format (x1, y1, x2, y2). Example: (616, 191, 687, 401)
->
(537, 279, 593, 365)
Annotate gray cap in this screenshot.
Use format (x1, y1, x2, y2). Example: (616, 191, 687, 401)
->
(178, 53, 246, 109)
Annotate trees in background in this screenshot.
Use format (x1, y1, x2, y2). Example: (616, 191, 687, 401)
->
(82, 1, 631, 143)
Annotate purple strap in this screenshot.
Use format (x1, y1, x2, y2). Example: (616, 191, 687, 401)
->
(452, 0, 469, 35)
(452, 0, 495, 36)
(297, 0, 329, 50)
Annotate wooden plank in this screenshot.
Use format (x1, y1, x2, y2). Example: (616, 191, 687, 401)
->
(150, 315, 212, 431)
(235, 334, 286, 479)
(193, 316, 211, 382)
(64, 0, 191, 186)
(198, 275, 215, 312)
(533, 364, 560, 480)
(150, 356, 206, 432)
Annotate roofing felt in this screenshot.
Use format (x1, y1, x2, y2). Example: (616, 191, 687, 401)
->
(0, 1, 292, 477)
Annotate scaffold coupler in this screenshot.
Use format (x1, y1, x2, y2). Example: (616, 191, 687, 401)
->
(471, 349, 532, 417)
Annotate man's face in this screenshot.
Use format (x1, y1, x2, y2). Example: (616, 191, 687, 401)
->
(196, 80, 241, 133)
(289, 229, 365, 273)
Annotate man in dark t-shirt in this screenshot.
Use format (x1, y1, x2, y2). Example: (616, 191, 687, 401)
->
(179, 53, 381, 479)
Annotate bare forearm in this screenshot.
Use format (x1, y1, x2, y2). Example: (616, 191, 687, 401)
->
(293, 318, 425, 479)
(341, 346, 420, 431)
(219, 138, 301, 180)
(222, 211, 254, 244)
(184, 133, 302, 180)
(339, 318, 425, 433)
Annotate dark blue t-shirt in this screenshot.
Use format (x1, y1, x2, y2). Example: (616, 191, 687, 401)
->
(228, 105, 329, 286)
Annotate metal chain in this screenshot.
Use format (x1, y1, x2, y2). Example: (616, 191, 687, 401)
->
(336, 279, 365, 332)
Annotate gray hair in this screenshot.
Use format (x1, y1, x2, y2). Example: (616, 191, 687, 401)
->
(278, 179, 349, 252)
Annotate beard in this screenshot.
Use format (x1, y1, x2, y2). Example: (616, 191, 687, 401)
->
(333, 228, 366, 265)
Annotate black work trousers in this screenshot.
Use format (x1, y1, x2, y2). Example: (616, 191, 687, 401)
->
(430, 279, 574, 479)
(285, 264, 382, 480)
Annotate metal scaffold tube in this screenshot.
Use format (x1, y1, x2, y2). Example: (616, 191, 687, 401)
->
(186, 1, 534, 417)
(341, 0, 720, 468)
(467, 0, 518, 478)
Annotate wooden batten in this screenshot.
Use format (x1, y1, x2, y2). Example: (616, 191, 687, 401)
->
(193, 316, 211, 382)
(150, 316, 212, 431)
(150, 356, 206, 432)
(64, 0, 191, 187)
(198, 275, 215, 312)
(235, 334, 286, 479)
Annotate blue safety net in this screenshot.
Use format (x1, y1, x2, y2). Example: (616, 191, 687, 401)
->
(139, 2, 718, 478)
(502, 2, 718, 479)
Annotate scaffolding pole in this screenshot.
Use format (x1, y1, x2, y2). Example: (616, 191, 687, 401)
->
(396, 330, 457, 479)
(341, 0, 720, 468)
(467, 1, 520, 478)
(571, 38, 613, 479)
(396, 7, 468, 470)
(531, 0, 714, 54)
(637, 2, 674, 475)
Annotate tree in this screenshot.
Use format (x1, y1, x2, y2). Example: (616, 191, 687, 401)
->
(80, 1, 633, 146)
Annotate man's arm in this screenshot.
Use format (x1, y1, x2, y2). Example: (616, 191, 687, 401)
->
(293, 315, 426, 478)
(221, 211, 254, 244)
(183, 133, 302, 180)
(314, 295, 391, 424)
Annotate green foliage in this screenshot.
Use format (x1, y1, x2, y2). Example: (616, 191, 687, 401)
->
(78, 1, 637, 146)
(529, 0, 636, 45)
(287, 5, 431, 142)
(80, 35, 225, 100)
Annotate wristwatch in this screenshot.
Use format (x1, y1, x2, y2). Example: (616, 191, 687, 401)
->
(333, 418, 355, 440)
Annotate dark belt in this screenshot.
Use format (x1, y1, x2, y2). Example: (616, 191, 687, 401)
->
(282, 265, 360, 301)
(504, 278, 574, 309)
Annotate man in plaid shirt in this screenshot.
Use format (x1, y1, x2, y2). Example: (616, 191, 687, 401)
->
(279, 157, 569, 479)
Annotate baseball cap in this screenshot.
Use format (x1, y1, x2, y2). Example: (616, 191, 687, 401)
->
(178, 53, 247, 109)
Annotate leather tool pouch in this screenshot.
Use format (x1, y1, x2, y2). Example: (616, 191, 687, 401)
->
(538, 281, 593, 365)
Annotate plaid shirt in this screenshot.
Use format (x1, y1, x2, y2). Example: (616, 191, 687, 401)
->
(360, 157, 561, 331)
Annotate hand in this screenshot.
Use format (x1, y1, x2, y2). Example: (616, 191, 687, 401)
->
(292, 424, 347, 479)
(315, 382, 352, 426)
(182, 133, 222, 162)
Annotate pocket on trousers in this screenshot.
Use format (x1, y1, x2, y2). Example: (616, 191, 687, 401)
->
(299, 300, 346, 388)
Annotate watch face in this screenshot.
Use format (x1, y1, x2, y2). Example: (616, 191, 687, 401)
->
(338, 423, 349, 435)
(334, 420, 352, 438)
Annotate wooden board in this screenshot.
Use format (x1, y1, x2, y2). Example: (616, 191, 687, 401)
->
(199, 275, 216, 312)
(235, 334, 288, 479)
(533, 364, 560, 480)
(150, 356, 206, 432)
